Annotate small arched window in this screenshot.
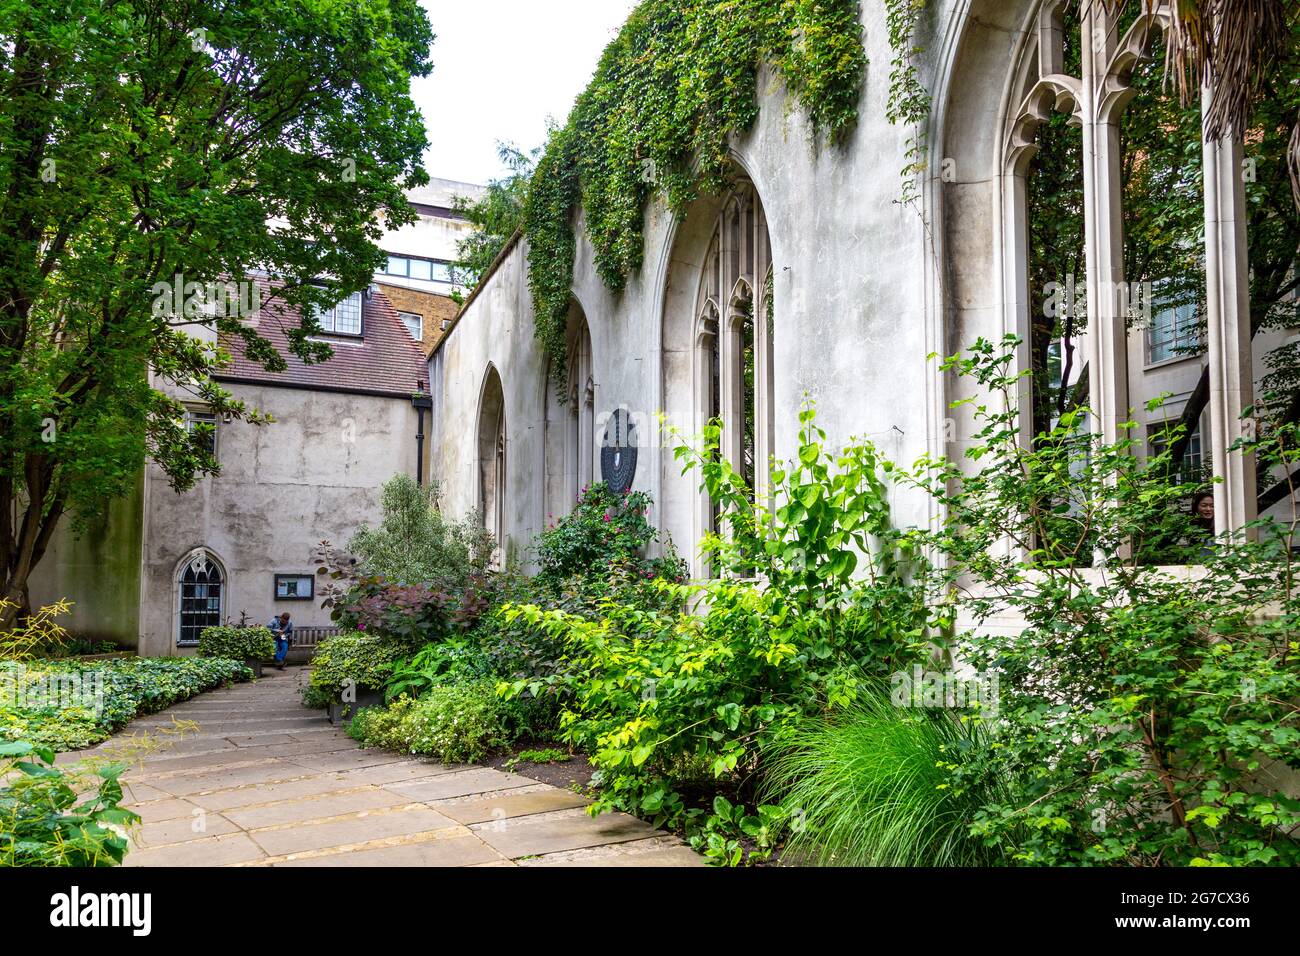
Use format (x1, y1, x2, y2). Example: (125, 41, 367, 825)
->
(177, 550, 224, 646)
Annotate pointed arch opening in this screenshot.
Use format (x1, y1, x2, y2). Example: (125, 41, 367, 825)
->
(661, 175, 773, 576)
(175, 548, 226, 648)
(477, 365, 507, 561)
(544, 302, 595, 522)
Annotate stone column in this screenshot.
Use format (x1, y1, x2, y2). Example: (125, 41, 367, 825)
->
(1080, 6, 1130, 451)
(1201, 87, 1257, 538)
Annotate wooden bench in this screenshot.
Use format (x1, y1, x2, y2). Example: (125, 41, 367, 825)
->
(284, 625, 342, 664)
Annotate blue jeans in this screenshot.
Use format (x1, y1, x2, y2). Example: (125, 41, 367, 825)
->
(274, 637, 290, 664)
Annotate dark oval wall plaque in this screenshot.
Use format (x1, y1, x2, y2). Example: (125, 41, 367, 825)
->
(600, 408, 638, 494)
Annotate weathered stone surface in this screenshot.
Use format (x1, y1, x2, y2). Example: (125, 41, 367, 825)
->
(124, 832, 266, 867)
(223, 788, 406, 830)
(470, 807, 661, 859)
(433, 786, 590, 825)
(385, 768, 534, 802)
(144, 760, 316, 797)
(186, 774, 362, 812)
(124, 797, 205, 824)
(284, 749, 409, 773)
(270, 833, 504, 868)
(522, 838, 707, 868)
(333, 760, 470, 787)
(249, 805, 457, 857)
(132, 812, 239, 848)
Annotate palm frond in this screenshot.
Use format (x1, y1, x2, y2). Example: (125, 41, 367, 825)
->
(1099, 0, 1300, 207)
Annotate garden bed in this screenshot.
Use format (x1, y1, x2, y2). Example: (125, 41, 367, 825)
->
(0, 656, 253, 752)
(486, 740, 596, 791)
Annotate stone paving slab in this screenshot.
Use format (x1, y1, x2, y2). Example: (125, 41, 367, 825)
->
(124, 832, 267, 867)
(186, 774, 368, 812)
(384, 767, 535, 802)
(248, 805, 458, 857)
(134, 813, 240, 848)
(130, 797, 204, 824)
(332, 760, 471, 787)
(223, 787, 407, 830)
(104, 667, 703, 867)
(268, 832, 506, 868)
(432, 785, 590, 825)
(469, 806, 662, 860)
(283, 749, 410, 773)
(520, 837, 707, 868)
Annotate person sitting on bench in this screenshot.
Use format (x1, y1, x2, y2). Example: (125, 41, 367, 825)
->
(268, 612, 293, 670)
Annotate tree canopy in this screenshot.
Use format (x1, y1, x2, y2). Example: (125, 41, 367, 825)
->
(0, 0, 435, 623)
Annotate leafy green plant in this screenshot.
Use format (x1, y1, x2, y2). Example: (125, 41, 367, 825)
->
(198, 625, 275, 662)
(348, 681, 510, 763)
(0, 0, 433, 631)
(0, 598, 72, 660)
(761, 688, 1008, 866)
(911, 336, 1300, 866)
(451, 142, 538, 285)
(537, 482, 685, 586)
(0, 656, 251, 751)
(384, 637, 496, 701)
(347, 474, 495, 591)
(316, 482, 496, 645)
(0, 741, 138, 867)
(303, 631, 411, 703)
(501, 408, 937, 853)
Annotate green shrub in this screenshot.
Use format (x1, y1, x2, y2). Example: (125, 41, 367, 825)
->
(384, 636, 497, 701)
(502, 409, 938, 856)
(912, 337, 1300, 866)
(760, 690, 1009, 866)
(0, 741, 138, 867)
(348, 474, 495, 590)
(348, 681, 510, 763)
(537, 483, 675, 582)
(305, 631, 413, 703)
(0, 657, 251, 752)
(198, 625, 275, 662)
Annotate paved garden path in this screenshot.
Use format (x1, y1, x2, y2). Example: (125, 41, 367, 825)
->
(92, 668, 703, 867)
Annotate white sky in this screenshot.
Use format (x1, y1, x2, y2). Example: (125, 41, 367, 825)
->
(414, 0, 640, 187)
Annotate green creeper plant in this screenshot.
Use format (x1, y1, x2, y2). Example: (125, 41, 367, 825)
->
(521, 0, 867, 393)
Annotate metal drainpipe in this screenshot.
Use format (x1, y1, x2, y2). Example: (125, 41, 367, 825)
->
(412, 378, 432, 485)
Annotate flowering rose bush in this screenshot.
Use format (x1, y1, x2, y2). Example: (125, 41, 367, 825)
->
(536, 482, 686, 587)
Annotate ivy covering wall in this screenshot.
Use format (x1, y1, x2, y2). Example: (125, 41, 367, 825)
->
(522, 0, 869, 392)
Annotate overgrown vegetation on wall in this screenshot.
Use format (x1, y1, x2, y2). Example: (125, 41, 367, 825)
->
(883, 0, 930, 205)
(522, 0, 868, 391)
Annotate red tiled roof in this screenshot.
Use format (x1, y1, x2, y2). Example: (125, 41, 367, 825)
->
(215, 279, 427, 398)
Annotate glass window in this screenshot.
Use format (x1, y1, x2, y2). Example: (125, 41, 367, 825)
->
(408, 258, 433, 281)
(397, 311, 422, 340)
(178, 553, 223, 646)
(315, 291, 363, 336)
(1149, 422, 1205, 482)
(186, 410, 218, 459)
(1147, 298, 1200, 364)
(430, 261, 452, 283)
(386, 255, 408, 276)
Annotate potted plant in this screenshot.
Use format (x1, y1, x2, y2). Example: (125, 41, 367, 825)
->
(303, 631, 409, 724)
(198, 624, 276, 677)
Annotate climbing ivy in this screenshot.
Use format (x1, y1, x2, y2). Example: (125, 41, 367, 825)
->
(522, 0, 868, 392)
(883, 0, 930, 205)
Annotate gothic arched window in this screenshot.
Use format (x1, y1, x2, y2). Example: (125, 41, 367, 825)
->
(177, 550, 224, 647)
